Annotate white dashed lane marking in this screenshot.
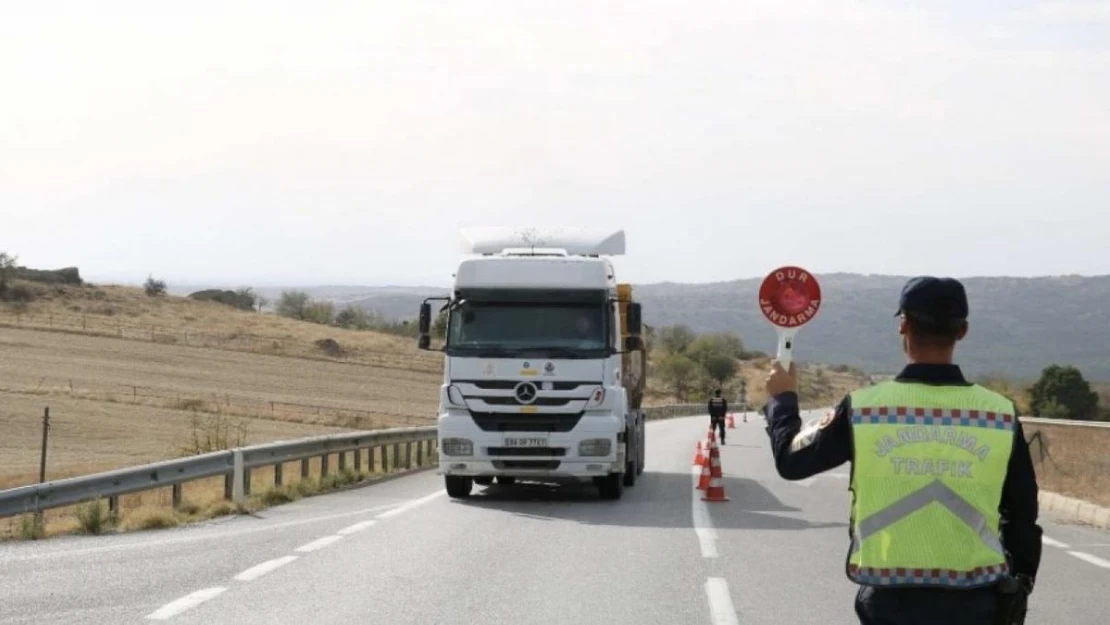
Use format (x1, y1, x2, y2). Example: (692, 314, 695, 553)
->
(692, 466, 718, 558)
(1067, 551, 1110, 569)
(145, 587, 227, 620)
(233, 556, 299, 582)
(294, 535, 344, 553)
(705, 578, 741, 625)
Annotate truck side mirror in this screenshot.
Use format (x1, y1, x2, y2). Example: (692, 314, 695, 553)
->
(627, 302, 642, 336)
(417, 302, 432, 349)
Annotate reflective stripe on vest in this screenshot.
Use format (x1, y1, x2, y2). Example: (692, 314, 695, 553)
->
(846, 382, 1016, 589)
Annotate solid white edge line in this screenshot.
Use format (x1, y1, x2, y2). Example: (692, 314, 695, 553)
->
(1067, 550, 1110, 569)
(337, 520, 377, 535)
(705, 578, 740, 625)
(376, 490, 446, 519)
(145, 587, 227, 620)
(1042, 536, 1070, 549)
(295, 535, 344, 553)
(692, 466, 718, 558)
(233, 555, 299, 582)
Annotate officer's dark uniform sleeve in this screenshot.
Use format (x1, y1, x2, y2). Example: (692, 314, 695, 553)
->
(722, 398, 728, 414)
(1000, 418, 1043, 582)
(765, 391, 852, 480)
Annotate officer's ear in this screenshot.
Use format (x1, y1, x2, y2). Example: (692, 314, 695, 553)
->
(898, 315, 909, 336)
(955, 320, 968, 342)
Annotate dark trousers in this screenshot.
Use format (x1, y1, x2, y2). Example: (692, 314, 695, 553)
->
(855, 585, 999, 625)
(710, 416, 726, 442)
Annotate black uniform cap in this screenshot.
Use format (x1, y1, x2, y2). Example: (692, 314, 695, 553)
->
(895, 276, 969, 325)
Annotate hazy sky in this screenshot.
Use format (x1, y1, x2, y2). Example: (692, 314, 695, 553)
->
(2, 0, 1108, 288)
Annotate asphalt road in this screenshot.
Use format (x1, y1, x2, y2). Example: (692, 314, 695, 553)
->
(2, 413, 1107, 624)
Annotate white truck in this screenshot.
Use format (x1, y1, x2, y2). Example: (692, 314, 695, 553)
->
(416, 227, 648, 500)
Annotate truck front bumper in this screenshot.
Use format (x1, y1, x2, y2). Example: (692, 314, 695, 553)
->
(438, 456, 624, 479)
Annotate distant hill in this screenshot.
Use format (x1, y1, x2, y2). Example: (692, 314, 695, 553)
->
(284, 274, 1109, 381)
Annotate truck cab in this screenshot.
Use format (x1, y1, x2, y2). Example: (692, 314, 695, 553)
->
(416, 227, 646, 500)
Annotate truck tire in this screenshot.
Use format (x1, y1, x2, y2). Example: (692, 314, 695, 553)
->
(445, 476, 473, 499)
(474, 476, 494, 486)
(637, 426, 646, 475)
(596, 472, 623, 500)
(622, 460, 637, 487)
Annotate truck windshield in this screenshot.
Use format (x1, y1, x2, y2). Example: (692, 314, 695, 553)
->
(447, 303, 608, 358)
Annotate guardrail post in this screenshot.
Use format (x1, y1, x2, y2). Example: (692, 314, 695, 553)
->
(354, 448, 363, 473)
(301, 458, 310, 479)
(405, 442, 413, 469)
(274, 463, 283, 486)
(320, 453, 330, 476)
(243, 467, 252, 496)
(232, 449, 245, 505)
(369, 446, 377, 473)
(171, 484, 182, 508)
(416, 440, 425, 466)
(108, 495, 119, 522)
(224, 474, 233, 500)
(392, 443, 400, 470)
(338, 451, 347, 472)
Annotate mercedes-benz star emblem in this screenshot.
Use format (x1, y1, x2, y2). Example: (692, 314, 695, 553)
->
(513, 381, 538, 405)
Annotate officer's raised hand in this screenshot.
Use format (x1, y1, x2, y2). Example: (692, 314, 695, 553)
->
(765, 360, 797, 397)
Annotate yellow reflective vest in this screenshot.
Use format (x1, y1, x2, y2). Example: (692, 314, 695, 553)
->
(846, 380, 1016, 588)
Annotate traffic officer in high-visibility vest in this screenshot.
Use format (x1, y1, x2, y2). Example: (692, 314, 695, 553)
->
(762, 276, 1042, 625)
(707, 388, 728, 444)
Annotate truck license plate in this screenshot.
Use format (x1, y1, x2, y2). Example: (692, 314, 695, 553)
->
(504, 437, 547, 448)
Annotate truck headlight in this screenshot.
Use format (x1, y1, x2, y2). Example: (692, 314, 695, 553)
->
(446, 385, 466, 408)
(578, 438, 612, 456)
(441, 437, 473, 456)
(585, 386, 606, 408)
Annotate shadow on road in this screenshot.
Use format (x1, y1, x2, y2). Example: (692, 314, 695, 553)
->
(452, 470, 848, 531)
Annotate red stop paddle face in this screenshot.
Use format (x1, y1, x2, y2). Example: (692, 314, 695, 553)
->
(759, 266, 822, 328)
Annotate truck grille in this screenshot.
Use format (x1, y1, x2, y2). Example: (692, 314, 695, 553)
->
(469, 412, 584, 432)
(460, 380, 594, 391)
(481, 396, 571, 407)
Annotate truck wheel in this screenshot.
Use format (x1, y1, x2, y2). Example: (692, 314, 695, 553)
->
(637, 430, 646, 475)
(445, 476, 473, 499)
(622, 460, 637, 487)
(496, 476, 516, 485)
(474, 476, 494, 486)
(596, 472, 624, 500)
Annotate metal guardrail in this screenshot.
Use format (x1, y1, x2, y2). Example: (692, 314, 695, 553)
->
(1020, 416, 1110, 429)
(0, 404, 707, 520)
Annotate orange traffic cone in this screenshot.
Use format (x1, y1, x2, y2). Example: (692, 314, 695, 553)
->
(727, 413, 736, 429)
(696, 454, 712, 490)
(693, 440, 705, 466)
(701, 437, 730, 502)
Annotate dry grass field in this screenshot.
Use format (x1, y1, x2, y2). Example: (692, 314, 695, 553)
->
(1021, 420, 1110, 509)
(0, 280, 448, 538)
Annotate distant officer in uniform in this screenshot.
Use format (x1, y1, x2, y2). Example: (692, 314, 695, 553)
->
(762, 277, 1042, 624)
(708, 389, 728, 444)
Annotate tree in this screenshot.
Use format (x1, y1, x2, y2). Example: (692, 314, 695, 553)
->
(276, 290, 311, 320)
(1028, 364, 1099, 420)
(656, 324, 695, 356)
(704, 353, 738, 386)
(655, 353, 699, 401)
(144, 275, 167, 296)
(432, 309, 448, 338)
(0, 251, 17, 294)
